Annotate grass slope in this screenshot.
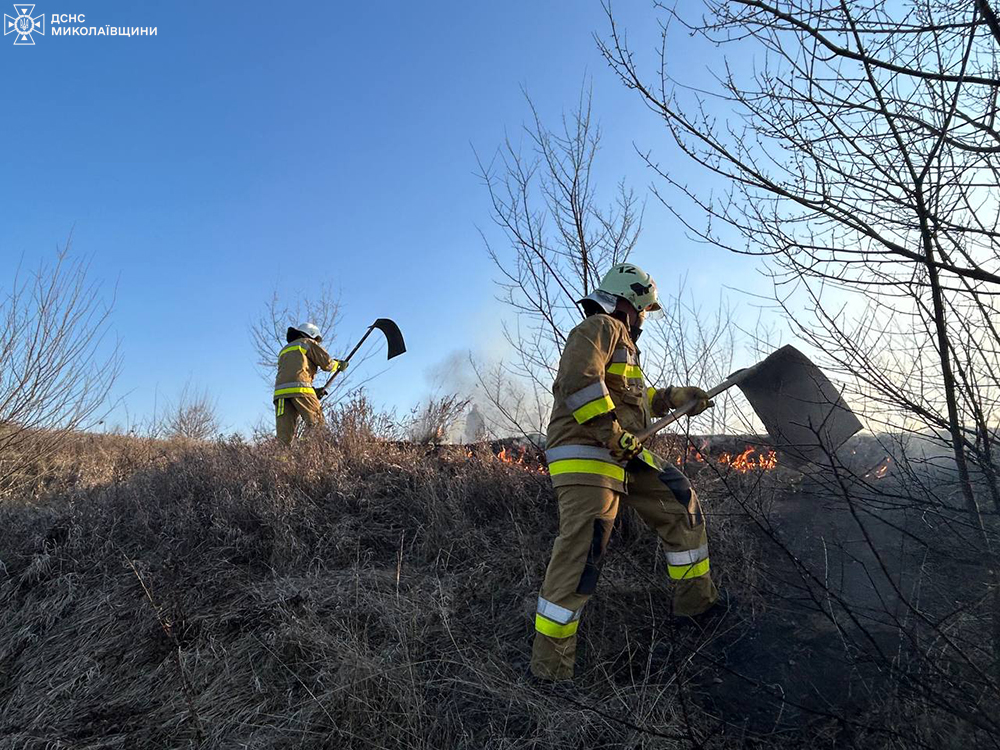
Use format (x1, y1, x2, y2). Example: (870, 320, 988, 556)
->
(0, 433, 871, 749)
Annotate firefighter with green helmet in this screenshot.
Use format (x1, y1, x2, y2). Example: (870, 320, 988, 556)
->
(273, 322, 347, 445)
(531, 263, 721, 681)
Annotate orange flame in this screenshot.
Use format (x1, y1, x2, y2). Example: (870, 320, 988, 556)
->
(864, 456, 891, 479)
(493, 445, 548, 474)
(677, 444, 778, 473)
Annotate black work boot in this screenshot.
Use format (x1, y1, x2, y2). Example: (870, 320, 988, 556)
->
(678, 588, 737, 628)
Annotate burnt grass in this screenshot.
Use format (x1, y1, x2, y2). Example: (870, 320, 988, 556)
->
(0, 432, 981, 748)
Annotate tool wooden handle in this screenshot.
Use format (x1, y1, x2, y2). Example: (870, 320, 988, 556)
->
(320, 325, 375, 393)
(341, 325, 375, 366)
(634, 372, 746, 442)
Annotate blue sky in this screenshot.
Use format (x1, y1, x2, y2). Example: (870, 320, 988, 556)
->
(1, 1, 771, 433)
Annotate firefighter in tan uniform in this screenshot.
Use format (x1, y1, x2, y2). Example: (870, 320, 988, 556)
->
(273, 322, 346, 445)
(532, 264, 719, 681)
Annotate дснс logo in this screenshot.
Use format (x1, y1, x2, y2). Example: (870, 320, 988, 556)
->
(4, 4, 44, 45)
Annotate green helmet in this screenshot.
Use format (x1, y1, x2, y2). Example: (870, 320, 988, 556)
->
(580, 263, 662, 315)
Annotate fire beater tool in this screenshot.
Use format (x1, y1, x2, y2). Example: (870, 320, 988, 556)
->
(318, 318, 406, 399)
(635, 345, 862, 468)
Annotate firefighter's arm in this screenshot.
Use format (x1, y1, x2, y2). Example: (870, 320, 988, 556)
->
(308, 341, 336, 372)
(650, 386, 714, 417)
(555, 318, 618, 427)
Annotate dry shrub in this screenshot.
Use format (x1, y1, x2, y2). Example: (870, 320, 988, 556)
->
(405, 395, 471, 445)
(325, 393, 401, 445)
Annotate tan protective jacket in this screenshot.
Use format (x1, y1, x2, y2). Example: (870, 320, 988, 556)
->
(273, 337, 337, 401)
(545, 314, 675, 492)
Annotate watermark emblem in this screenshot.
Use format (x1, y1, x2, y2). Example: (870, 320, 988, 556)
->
(4, 4, 44, 45)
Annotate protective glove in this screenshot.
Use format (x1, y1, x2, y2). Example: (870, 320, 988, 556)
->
(334, 359, 348, 373)
(609, 429, 644, 462)
(668, 385, 714, 416)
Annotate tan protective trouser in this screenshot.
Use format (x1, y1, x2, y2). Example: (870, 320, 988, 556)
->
(531, 465, 718, 681)
(274, 393, 324, 446)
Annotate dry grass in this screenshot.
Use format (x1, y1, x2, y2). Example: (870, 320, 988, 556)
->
(0, 429, 839, 749)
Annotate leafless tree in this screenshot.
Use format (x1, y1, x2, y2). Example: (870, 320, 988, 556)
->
(475, 85, 643, 434)
(477, 86, 748, 441)
(601, 0, 1000, 742)
(0, 245, 120, 496)
(159, 382, 220, 442)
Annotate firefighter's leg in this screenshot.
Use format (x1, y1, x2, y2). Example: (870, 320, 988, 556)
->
(625, 465, 718, 616)
(291, 393, 325, 436)
(531, 484, 619, 681)
(274, 398, 299, 446)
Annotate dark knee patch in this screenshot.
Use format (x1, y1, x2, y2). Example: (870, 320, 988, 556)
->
(657, 466, 703, 526)
(658, 465, 692, 504)
(576, 518, 614, 595)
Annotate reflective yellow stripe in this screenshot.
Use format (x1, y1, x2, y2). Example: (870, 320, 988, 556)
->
(548, 459, 625, 481)
(639, 449, 660, 470)
(607, 363, 643, 379)
(572, 395, 616, 424)
(668, 558, 711, 580)
(647, 387, 656, 408)
(274, 386, 315, 397)
(535, 613, 580, 638)
(276, 398, 284, 417)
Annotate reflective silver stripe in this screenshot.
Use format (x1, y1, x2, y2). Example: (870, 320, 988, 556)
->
(665, 544, 709, 566)
(565, 380, 611, 412)
(536, 596, 581, 624)
(545, 445, 619, 464)
(275, 381, 313, 390)
(610, 348, 638, 365)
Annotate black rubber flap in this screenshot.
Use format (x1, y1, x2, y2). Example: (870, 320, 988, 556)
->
(736, 345, 862, 468)
(372, 318, 406, 359)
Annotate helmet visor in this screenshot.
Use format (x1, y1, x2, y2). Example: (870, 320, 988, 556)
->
(644, 298, 664, 320)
